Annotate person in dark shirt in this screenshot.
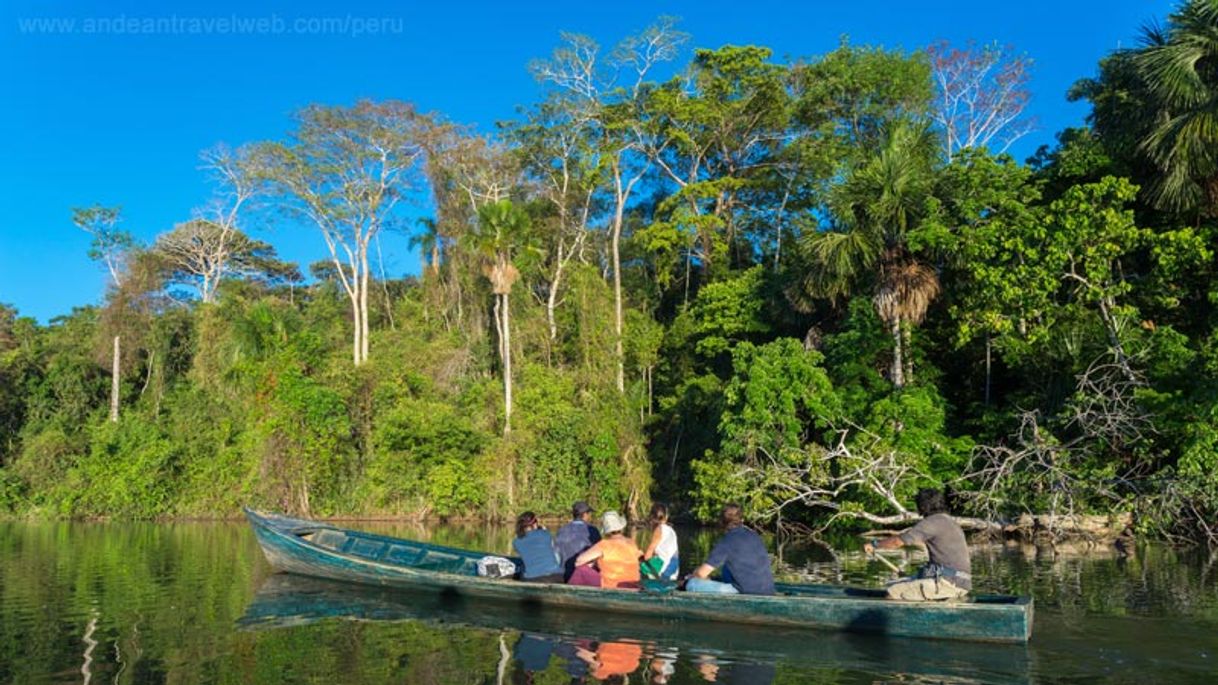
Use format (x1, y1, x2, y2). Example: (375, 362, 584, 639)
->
(555, 500, 601, 581)
(512, 511, 563, 583)
(685, 503, 775, 595)
(864, 488, 971, 601)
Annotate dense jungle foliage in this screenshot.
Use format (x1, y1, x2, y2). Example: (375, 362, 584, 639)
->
(3, 1, 1218, 545)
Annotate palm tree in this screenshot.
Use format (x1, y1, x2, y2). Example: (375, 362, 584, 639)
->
(801, 121, 940, 387)
(410, 218, 443, 276)
(1135, 0, 1218, 216)
(471, 200, 531, 435)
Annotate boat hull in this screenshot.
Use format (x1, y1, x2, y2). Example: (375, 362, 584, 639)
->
(245, 508, 1033, 643)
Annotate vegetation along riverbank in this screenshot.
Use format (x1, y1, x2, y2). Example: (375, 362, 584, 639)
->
(3, 2, 1218, 548)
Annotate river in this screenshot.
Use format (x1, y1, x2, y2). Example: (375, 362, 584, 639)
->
(0, 520, 1214, 683)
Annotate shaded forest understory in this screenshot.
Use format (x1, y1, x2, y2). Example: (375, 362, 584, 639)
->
(4, 2, 1218, 546)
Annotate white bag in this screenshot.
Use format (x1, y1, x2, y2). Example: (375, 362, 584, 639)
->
(476, 555, 517, 578)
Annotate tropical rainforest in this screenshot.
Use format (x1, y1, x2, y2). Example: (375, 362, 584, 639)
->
(3, 1, 1218, 546)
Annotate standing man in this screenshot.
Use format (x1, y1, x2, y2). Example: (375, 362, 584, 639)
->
(555, 500, 601, 581)
(686, 503, 775, 595)
(864, 488, 971, 601)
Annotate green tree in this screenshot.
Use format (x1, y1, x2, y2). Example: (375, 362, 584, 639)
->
(254, 100, 433, 365)
(1134, 0, 1218, 216)
(149, 219, 300, 303)
(471, 199, 533, 435)
(644, 45, 792, 282)
(799, 120, 941, 387)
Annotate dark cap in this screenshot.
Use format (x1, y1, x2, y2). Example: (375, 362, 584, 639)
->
(572, 501, 593, 516)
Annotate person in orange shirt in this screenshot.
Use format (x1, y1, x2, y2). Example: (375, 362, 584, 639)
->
(568, 510, 642, 590)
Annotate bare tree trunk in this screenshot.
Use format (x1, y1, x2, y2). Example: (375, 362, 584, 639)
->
(140, 350, 155, 398)
(890, 316, 905, 388)
(375, 234, 396, 332)
(612, 201, 625, 394)
(902, 322, 914, 385)
(1098, 295, 1138, 384)
(109, 335, 120, 423)
(683, 247, 693, 307)
(360, 249, 371, 364)
(499, 293, 513, 435)
(985, 333, 993, 406)
(774, 177, 793, 272)
(504, 292, 513, 435)
(348, 290, 361, 366)
(647, 365, 653, 417)
(547, 242, 566, 342)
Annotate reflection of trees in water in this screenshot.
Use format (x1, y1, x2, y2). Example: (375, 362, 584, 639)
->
(80, 609, 97, 685)
(3, 521, 1216, 683)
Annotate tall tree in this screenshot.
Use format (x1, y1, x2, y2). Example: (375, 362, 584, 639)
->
(643, 44, 792, 294)
(800, 121, 941, 387)
(255, 101, 431, 365)
(422, 128, 522, 340)
(782, 43, 934, 271)
(72, 205, 136, 421)
(72, 205, 134, 288)
(471, 200, 532, 435)
(927, 40, 1035, 160)
(533, 17, 687, 392)
(153, 144, 274, 303)
(506, 96, 600, 344)
(150, 219, 299, 302)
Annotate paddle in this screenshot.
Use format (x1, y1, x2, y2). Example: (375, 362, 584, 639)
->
(868, 549, 903, 576)
(861, 536, 905, 579)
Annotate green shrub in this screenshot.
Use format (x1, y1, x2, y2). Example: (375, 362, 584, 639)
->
(56, 416, 180, 518)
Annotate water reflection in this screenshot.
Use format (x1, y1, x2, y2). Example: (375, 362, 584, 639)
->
(0, 520, 1215, 684)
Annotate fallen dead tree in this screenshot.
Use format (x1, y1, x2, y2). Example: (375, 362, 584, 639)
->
(737, 360, 1147, 544)
(740, 430, 1134, 543)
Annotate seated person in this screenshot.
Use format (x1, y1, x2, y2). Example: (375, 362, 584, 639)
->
(641, 502, 679, 580)
(511, 511, 563, 583)
(685, 503, 775, 595)
(568, 511, 642, 590)
(864, 488, 971, 601)
(555, 500, 601, 581)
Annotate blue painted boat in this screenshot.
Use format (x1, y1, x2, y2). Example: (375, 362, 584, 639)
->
(245, 507, 1034, 643)
(239, 574, 1034, 683)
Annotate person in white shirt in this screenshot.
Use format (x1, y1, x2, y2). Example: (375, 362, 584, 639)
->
(641, 502, 679, 580)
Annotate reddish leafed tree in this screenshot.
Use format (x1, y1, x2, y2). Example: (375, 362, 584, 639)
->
(927, 40, 1036, 159)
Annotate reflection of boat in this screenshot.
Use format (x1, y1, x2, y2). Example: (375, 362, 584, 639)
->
(245, 508, 1033, 643)
(238, 573, 1034, 685)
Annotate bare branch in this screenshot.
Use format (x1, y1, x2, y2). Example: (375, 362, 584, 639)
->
(927, 40, 1037, 160)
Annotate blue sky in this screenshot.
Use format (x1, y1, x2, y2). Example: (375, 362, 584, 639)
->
(0, 0, 1177, 322)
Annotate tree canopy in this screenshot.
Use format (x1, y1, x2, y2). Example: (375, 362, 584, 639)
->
(3, 4, 1218, 547)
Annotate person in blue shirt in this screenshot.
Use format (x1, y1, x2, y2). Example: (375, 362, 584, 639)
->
(512, 511, 563, 583)
(685, 503, 775, 595)
(555, 500, 601, 581)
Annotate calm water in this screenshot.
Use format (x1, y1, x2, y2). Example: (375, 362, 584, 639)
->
(0, 520, 1215, 684)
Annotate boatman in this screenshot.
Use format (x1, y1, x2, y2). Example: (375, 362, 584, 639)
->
(864, 488, 971, 601)
(555, 500, 601, 581)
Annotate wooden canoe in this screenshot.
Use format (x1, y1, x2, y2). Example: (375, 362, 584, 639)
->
(244, 508, 1034, 643)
